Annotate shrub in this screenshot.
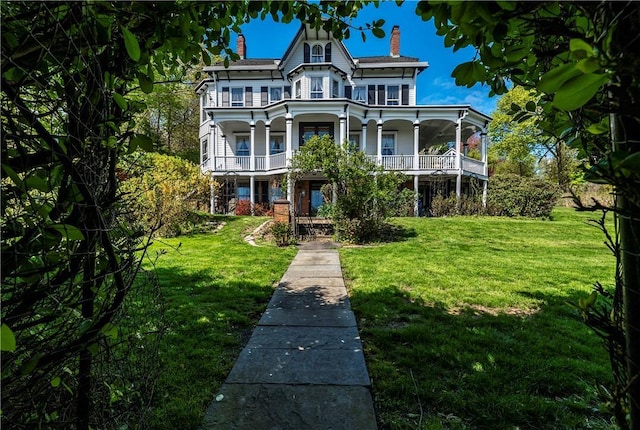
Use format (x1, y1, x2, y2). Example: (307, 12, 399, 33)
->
(253, 203, 273, 216)
(487, 174, 560, 218)
(235, 199, 251, 216)
(120, 152, 215, 237)
(316, 203, 335, 218)
(270, 221, 292, 247)
(430, 194, 458, 217)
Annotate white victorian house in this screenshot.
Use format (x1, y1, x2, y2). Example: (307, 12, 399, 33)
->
(197, 23, 491, 216)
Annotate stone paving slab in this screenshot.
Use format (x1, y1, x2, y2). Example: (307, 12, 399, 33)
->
(226, 348, 370, 385)
(282, 264, 343, 280)
(202, 384, 377, 430)
(258, 308, 357, 327)
(278, 277, 345, 288)
(292, 252, 341, 265)
(245, 326, 362, 350)
(268, 289, 350, 310)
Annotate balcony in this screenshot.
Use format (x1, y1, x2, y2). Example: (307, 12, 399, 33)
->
(208, 153, 485, 176)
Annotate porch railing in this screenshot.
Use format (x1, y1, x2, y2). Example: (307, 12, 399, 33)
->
(269, 152, 287, 170)
(418, 155, 456, 170)
(211, 153, 483, 175)
(462, 156, 485, 175)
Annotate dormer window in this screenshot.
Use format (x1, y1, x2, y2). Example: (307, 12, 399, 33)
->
(304, 42, 331, 63)
(311, 44, 323, 63)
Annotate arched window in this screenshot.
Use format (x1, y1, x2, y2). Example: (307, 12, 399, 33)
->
(311, 44, 323, 63)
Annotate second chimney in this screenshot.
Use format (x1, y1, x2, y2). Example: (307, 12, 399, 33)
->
(390, 25, 400, 58)
(237, 34, 246, 59)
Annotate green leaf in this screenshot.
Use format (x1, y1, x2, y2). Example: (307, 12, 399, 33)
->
(569, 38, 594, 57)
(538, 63, 581, 94)
(1, 324, 16, 352)
(49, 224, 84, 241)
(525, 101, 536, 112)
(371, 27, 385, 39)
(2, 164, 23, 189)
(51, 376, 61, 387)
(101, 323, 119, 340)
(586, 119, 609, 135)
(553, 73, 609, 110)
(113, 93, 127, 110)
(131, 134, 154, 152)
(121, 26, 141, 62)
(138, 71, 153, 93)
(576, 57, 600, 74)
(451, 61, 476, 87)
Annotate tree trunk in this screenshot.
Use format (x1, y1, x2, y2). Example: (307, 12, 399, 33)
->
(612, 112, 640, 429)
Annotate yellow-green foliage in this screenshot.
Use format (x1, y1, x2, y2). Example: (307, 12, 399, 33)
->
(120, 152, 217, 237)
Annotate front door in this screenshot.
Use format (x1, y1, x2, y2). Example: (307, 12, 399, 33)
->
(309, 181, 325, 216)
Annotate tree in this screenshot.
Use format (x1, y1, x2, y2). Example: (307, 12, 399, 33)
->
(134, 68, 202, 163)
(1, 2, 385, 427)
(414, 1, 640, 427)
(488, 86, 540, 177)
(290, 135, 415, 243)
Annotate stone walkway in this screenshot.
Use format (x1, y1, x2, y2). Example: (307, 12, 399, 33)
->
(201, 242, 377, 429)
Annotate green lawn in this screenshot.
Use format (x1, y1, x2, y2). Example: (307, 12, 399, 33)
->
(340, 208, 615, 429)
(142, 216, 296, 429)
(144, 209, 615, 429)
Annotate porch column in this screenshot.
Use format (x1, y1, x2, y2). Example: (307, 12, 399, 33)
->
(455, 117, 462, 198)
(413, 175, 419, 217)
(285, 113, 293, 166)
(413, 120, 420, 170)
(362, 123, 368, 153)
(481, 130, 488, 176)
(208, 121, 216, 171)
(265, 122, 271, 171)
(222, 134, 227, 171)
(250, 121, 256, 171)
(287, 173, 294, 217)
(482, 179, 488, 209)
(250, 175, 255, 215)
(339, 113, 346, 146)
(210, 173, 216, 214)
(377, 119, 383, 165)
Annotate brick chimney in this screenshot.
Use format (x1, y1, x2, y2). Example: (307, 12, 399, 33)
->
(390, 25, 400, 58)
(237, 34, 246, 59)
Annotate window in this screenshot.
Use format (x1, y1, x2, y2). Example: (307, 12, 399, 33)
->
(295, 81, 301, 99)
(332, 79, 339, 98)
(270, 135, 284, 154)
(310, 77, 323, 99)
(353, 86, 366, 102)
(231, 88, 243, 106)
(387, 85, 399, 105)
(270, 87, 282, 102)
(299, 123, 334, 146)
(237, 185, 250, 201)
(348, 133, 360, 152)
(201, 138, 209, 161)
(382, 134, 395, 155)
(311, 44, 323, 63)
(236, 136, 250, 156)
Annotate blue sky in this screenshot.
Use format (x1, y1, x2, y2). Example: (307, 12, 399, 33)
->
(234, 0, 499, 115)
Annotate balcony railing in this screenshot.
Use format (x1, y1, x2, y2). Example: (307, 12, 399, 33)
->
(461, 156, 485, 175)
(419, 155, 456, 170)
(210, 153, 485, 175)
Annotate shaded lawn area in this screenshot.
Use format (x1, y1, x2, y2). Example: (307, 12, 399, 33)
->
(340, 208, 615, 429)
(143, 216, 296, 430)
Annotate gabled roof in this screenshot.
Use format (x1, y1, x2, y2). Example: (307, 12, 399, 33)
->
(278, 22, 356, 71)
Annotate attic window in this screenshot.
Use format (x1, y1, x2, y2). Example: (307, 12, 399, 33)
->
(311, 44, 323, 63)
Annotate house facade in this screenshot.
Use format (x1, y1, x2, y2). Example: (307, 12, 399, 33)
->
(197, 23, 491, 216)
